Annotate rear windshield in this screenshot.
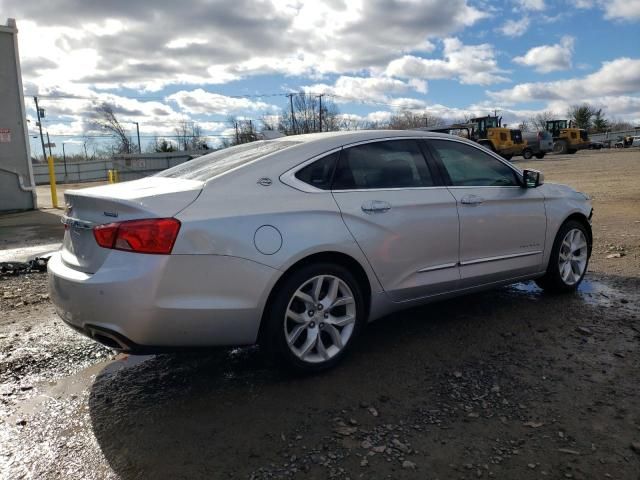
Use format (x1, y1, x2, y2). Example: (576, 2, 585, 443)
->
(156, 140, 300, 181)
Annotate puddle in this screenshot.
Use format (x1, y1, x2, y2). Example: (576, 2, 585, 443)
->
(13, 353, 155, 418)
(507, 277, 627, 308)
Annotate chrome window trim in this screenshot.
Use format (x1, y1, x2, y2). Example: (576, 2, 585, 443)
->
(460, 250, 542, 266)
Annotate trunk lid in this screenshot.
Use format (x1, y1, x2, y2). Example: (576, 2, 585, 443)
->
(61, 177, 203, 273)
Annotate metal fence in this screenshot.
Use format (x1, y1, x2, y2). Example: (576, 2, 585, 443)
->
(31, 151, 206, 185)
(590, 128, 640, 142)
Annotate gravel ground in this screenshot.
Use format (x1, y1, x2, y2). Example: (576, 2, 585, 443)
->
(1, 149, 639, 479)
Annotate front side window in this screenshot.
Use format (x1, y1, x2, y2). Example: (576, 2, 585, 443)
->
(332, 140, 433, 190)
(428, 139, 519, 187)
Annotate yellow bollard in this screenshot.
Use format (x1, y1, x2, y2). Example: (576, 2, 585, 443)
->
(114, 169, 119, 183)
(108, 170, 113, 183)
(47, 156, 58, 208)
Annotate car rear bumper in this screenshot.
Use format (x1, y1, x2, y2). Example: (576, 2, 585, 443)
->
(47, 251, 279, 350)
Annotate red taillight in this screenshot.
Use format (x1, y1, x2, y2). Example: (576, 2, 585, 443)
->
(93, 218, 181, 254)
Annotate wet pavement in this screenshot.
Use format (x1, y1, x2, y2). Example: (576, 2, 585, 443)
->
(1, 271, 639, 479)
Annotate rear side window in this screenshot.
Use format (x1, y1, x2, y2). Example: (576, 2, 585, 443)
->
(428, 139, 519, 187)
(332, 140, 433, 190)
(294, 152, 338, 190)
(156, 141, 300, 181)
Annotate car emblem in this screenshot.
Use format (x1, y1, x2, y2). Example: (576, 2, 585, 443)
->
(257, 177, 273, 187)
(104, 211, 118, 218)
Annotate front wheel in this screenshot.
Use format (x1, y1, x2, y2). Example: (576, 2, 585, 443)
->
(535, 152, 546, 159)
(523, 148, 533, 160)
(536, 220, 590, 293)
(262, 263, 366, 372)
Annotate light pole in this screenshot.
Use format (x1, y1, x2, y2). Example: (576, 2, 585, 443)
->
(133, 122, 141, 153)
(61, 142, 68, 181)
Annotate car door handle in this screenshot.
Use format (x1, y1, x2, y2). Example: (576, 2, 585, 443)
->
(361, 200, 392, 214)
(460, 194, 484, 205)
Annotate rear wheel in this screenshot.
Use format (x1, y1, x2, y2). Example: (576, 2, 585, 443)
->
(523, 148, 533, 160)
(536, 220, 590, 293)
(568, 149, 577, 154)
(262, 263, 366, 372)
(535, 152, 546, 159)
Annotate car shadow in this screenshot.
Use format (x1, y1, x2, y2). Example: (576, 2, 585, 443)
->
(87, 273, 637, 478)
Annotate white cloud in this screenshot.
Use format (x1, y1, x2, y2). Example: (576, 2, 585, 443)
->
(166, 89, 278, 115)
(8, 0, 488, 91)
(516, 0, 545, 10)
(301, 76, 426, 105)
(498, 17, 530, 37)
(570, 0, 640, 20)
(601, 0, 640, 20)
(385, 38, 509, 86)
(488, 57, 640, 103)
(513, 36, 574, 73)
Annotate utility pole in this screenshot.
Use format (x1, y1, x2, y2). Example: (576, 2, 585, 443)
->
(423, 116, 429, 128)
(317, 94, 324, 133)
(45, 131, 53, 157)
(235, 121, 240, 144)
(133, 122, 141, 153)
(249, 120, 253, 141)
(287, 93, 296, 135)
(33, 96, 47, 162)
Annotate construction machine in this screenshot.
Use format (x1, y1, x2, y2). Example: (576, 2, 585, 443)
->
(468, 115, 525, 160)
(419, 115, 525, 160)
(545, 120, 590, 154)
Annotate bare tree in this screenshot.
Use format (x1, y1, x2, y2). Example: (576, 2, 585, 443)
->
(173, 121, 209, 150)
(94, 103, 133, 154)
(529, 111, 557, 131)
(386, 110, 445, 130)
(278, 94, 341, 134)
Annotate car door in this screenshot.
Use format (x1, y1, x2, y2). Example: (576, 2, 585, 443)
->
(424, 138, 547, 288)
(331, 138, 460, 302)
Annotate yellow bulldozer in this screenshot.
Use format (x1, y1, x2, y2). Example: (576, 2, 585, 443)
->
(545, 120, 590, 154)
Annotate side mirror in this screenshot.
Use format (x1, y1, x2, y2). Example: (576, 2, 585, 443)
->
(523, 169, 544, 188)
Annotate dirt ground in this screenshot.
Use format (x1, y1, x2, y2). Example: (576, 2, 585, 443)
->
(1, 148, 639, 479)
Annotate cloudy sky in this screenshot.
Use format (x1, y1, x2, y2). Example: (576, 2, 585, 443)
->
(3, 0, 640, 154)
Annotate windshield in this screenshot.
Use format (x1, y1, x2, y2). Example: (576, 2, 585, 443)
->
(156, 140, 301, 181)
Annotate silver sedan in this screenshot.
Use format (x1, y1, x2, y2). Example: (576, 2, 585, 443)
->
(48, 130, 593, 371)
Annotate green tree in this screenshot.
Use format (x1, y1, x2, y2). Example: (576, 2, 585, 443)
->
(568, 104, 596, 130)
(592, 109, 609, 133)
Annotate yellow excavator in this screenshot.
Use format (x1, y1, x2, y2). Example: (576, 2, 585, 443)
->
(419, 115, 525, 160)
(545, 120, 590, 154)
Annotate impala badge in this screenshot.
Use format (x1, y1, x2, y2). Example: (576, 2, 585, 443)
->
(257, 177, 273, 187)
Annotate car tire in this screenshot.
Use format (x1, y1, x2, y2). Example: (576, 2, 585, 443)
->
(568, 149, 577, 154)
(262, 263, 366, 373)
(535, 220, 590, 293)
(535, 152, 546, 159)
(523, 149, 533, 160)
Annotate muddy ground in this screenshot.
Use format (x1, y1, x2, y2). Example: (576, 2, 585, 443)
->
(1, 148, 639, 479)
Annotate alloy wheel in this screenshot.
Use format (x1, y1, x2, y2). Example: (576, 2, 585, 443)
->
(284, 275, 356, 364)
(558, 228, 588, 285)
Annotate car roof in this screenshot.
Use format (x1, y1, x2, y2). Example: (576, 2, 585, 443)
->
(269, 129, 462, 151)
